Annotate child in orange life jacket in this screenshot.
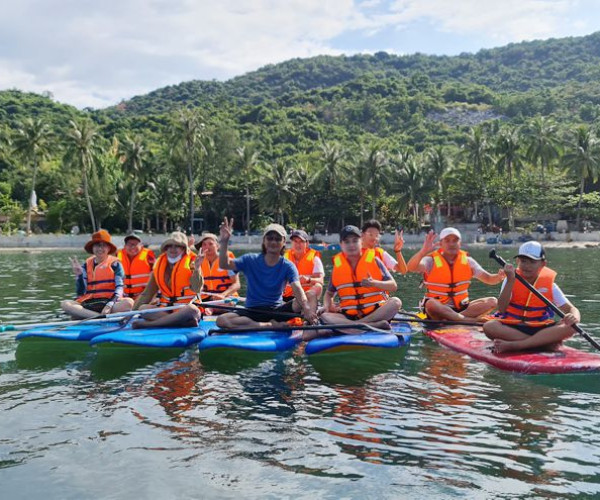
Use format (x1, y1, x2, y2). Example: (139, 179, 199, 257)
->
(483, 241, 581, 354)
(61, 230, 133, 319)
(318, 225, 402, 335)
(117, 233, 156, 300)
(406, 227, 504, 322)
(282, 229, 324, 302)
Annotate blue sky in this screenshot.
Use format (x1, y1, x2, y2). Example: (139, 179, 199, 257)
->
(0, 0, 599, 109)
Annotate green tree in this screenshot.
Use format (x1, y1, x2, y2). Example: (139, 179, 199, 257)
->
(12, 118, 53, 234)
(258, 161, 297, 225)
(359, 145, 388, 222)
(235, 145, 261, 234)
(522, 116, 560, 184)
(64, 119, 102, 232)
(561, 126, 600, 231)
(494, 126, 525, 231)
(461, 126, 494, 225)
(119, 135, 148, 233)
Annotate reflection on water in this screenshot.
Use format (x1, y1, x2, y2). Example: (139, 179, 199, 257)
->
(0, 250, 599, 497)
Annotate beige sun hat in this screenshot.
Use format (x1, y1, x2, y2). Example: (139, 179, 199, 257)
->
(160, 231, 189, 253)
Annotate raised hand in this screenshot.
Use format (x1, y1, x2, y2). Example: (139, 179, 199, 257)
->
(219, 217, 234, 242)
(69, 256, 83, 276)
(421, 230, 438, 254)
(394, 229, 405, 253)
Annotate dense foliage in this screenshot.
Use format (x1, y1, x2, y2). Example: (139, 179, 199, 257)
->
(1, 31, 600, 235)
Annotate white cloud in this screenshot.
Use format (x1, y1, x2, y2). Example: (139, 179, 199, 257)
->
(0, 0, 597, 108)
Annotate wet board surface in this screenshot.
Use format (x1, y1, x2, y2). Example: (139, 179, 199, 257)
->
(424, 325, 600, 374)
(16, 321, 123, 342)
(199, 330, 301, 352)
(304, 322, 413, 355)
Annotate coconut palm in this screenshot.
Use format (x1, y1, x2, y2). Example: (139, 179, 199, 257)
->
(119, 135, 147, 233)
(562, 126, 600, 231)
(425, 146, 452, 224)
(12, 118, 53, 234)
(258, 161, 297, 225)
(235, 145, 260, 234)
(392, 153, 431, 227)
(168, 109, 207, 233)
(315, 141, 347, 194)
(461, 126, 494, 225)
(64, 119, 101, 232)
(495, 126, 525, 231)
(359, 145, 389, 221)
(522, 116, 560, 184)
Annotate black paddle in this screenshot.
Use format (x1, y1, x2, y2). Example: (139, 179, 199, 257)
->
(208, 322, 396, 335)
(489, 248, 600, 351)
(393, 316, 485, 327)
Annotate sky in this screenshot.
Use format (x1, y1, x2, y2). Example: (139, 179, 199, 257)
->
(1, 0, 599, 109)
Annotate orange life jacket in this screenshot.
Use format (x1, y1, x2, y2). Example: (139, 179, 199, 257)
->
(200, 251, 238, 300)
(117, 248, 154, 298)
(76, 255, 118, 302)
(283, 248, 321, 297)
(331, 249, 388, 318)
(423, 250, 473, 309)
(153, 253, 198, 306)
(498, 267, 556, 327)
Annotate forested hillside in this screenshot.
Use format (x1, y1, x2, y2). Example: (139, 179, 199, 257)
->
(1, 31, 600, 236)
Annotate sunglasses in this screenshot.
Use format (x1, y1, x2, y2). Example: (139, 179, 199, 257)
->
(265, 235, 284, 242)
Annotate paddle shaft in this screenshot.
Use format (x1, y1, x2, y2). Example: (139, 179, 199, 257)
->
(208, 322, 394, 335)
(489, 248, 600, 351)
(207, 303, 300, 319)
(393, 316, 485, 327)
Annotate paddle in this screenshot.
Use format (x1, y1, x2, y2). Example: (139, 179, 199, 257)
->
(201, 291, 246, 302)
(489, 248, 600, 351)
(206, 303, 301, 319)
(208, 322, 395, 335)
(392, 315, 485, 327)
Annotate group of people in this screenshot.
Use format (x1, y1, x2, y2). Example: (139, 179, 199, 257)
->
(61, 218, 581, 353)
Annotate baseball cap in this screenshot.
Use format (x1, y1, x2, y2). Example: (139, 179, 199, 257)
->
(439, 227, 461, 240)
(340, 225, 361, 241)
(124, 233, 142, 244)
(263, 223, 287, 240)
(515, 241, 545, 260)
(290, 229, 309, 242)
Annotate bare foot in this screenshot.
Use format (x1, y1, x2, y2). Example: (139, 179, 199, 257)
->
(493, 339, 522, 354)
(132, 319, 150, 329)
(369, 320, 392, 331)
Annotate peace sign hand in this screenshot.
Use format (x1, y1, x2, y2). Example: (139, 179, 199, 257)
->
(219, 217, 234, 242)
(69, 256, 83, 277)
(394, 228, 405, 252)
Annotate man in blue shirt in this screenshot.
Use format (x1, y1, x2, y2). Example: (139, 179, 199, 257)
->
(215, 218, 318, 329)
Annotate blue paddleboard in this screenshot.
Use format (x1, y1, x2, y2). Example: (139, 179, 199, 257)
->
(89, 317, 217, 348)
(304, 322, 413, 355)
(16, 321, 123, 342)
(199, 330, 301, 352)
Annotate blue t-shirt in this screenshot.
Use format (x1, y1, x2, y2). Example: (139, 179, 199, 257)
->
(234, 253, 299, 307)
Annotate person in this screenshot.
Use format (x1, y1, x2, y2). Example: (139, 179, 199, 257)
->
(215, 218, 318, 330)
(407, 227, 504, 322)
(131, 231, 202, 328)
(117, 233, 156, 300)
(282, 229, 324, 301)
(194, 233, 240, 303)
(483, 241, 581, 353)
(320, 225, 402, 333)
(361, 219, 407, 274)
(61, 230, 133, 319)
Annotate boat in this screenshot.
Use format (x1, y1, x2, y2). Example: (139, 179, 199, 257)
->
(424, 325, 600, 374)
(304, 321, 413, 355)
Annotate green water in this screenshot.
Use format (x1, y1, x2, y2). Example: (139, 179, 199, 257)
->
(0, 248, 599, 499)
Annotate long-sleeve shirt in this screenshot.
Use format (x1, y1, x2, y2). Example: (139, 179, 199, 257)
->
(76, 259, 125, 302)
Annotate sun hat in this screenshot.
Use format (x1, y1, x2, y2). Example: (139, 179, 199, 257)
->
(340, 225, 362, 241)
(84, 230, 117, 255)
(194, 232, 219, 251)
(160, 231, 189, 253)
(124, 233, 142, 244)
(263, 223, 287, 240)
(515, 241, 546, 261)
(290, 229, 309, 242)
(439, 227, 461, 240)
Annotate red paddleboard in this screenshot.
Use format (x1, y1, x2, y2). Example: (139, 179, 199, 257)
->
(423, 326, 600, 374)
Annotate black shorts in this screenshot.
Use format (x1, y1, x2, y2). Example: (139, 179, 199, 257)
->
(511, 323, 555, 336)
(420, 297, 468, 319)
(81, 298, 111, 313)
(234, 301, 297, 322)
(342, 303, 381, 320)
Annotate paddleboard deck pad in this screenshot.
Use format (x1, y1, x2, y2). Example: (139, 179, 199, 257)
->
(304, 322, 413, 355)
(199, 330, 300, 352)
(424, 325, 600, 374)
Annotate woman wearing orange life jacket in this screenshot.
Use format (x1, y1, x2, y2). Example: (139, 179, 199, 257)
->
(61, 230, 134, 319)
(117, 233, 156, 299)
(319, 225, 402, 335)
(132, 231, 202, 329)
(483, 241, 580, 354)
(282, 229, 324, 301)
(193, 233, 240, 304)
(406, 227, 504, 322)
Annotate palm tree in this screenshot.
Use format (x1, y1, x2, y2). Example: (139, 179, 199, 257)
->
(64, 119, 101, 232)
(461, 126, 494, 225)
(258, 161, 297, 225)
(393, 153, 431, 227)
(523, 116, 560, 184)
(119, 135, 147, 233)
(359, 145, 388, 221)
(562, 126, 600, 231)
(495, 126, 525, 231)
(235, 145, 260, 234)
(169, 109, 207, 233)
(425, 146, 451, 224)
(315, 141, 347, 194)
(12, 118, 52, 234)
